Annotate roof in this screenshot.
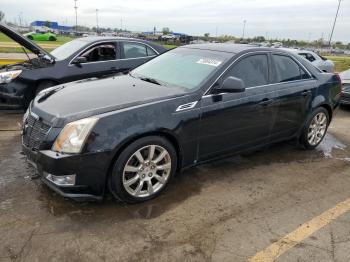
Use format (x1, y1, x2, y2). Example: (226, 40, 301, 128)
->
(181, 43, 273, 53)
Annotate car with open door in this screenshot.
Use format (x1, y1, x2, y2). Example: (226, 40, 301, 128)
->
(0, 22, 166, 109)
(22, 44, 341, 203)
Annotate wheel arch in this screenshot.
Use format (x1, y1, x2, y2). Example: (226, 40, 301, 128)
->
(105, 130, 183, 184)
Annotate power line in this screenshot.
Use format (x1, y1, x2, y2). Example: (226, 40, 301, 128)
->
(328, 0, 342, 47)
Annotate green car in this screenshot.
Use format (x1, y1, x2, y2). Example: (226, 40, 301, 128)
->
(24, 31, 57, 41)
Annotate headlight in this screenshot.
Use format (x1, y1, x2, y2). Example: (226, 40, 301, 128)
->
(52, 117, 98, 153)
(0, 70, 22, 84)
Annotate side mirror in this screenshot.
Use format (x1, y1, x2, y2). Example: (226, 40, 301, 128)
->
(72, 56, 87, 65)
(216, 76, 246, 93)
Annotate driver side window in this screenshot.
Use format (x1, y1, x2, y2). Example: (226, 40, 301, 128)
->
(79, 43, 117, 63)
(224, 54, 269, 88)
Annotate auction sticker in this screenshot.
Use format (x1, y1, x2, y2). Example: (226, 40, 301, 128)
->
(196, 58, 222, 67)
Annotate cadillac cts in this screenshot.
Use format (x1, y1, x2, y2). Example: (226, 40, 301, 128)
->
(22, 44, 342, 203)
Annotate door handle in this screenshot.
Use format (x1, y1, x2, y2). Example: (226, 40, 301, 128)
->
(259, 98, 273, 106)
(301, 90, 311, 96)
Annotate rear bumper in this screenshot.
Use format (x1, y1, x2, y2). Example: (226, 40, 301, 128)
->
(22, 143, 112, 201)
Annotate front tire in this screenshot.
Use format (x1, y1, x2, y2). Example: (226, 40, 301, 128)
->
(109, 136, 177, 203)
(300, 107, 330, 149)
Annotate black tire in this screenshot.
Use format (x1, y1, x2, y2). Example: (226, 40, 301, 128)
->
(27, 35, 33, 40)
(108, 136, 177, 203)
(300, 107, 330, 150)
(49, 36, 56, 41)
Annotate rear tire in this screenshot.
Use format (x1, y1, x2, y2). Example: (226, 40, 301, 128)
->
(108, 136, 177, 203)
(49, 36, 56, 41)
(27, 35, 33, 40)
(300, 107, 330, 150)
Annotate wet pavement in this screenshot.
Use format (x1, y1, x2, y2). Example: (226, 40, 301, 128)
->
(1, 108, 350, 262)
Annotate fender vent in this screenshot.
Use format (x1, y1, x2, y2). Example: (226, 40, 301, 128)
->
(176, 101, 198, 112)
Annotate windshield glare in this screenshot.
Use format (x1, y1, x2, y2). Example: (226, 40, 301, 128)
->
(132, 48, 230, 91)
(50, 39, 87, 60)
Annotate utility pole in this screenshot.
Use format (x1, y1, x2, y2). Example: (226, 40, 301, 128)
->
(74, 0, 78, 34)
(328, 0, 342, 47)
(242, 20, 247, 39)
(96, 9, 99, 34)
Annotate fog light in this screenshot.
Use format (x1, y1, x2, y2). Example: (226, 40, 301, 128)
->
(44, 172, 76, 186)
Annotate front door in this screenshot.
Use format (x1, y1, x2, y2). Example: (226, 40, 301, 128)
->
(198, 53, 279, 161)
(65, 42, 121, 82)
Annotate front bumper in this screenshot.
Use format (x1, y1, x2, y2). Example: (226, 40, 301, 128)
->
(22, 143, 112, 201)
(0, 84, 24, 109)
(340, 92, 350, 105)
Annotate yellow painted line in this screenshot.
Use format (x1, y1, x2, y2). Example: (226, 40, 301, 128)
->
(0, 59, 24, 65)
(248, 197, 350, 262)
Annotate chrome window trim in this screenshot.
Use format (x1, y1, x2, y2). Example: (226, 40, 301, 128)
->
(202, 79, 316, 98)
(203, 50, 315, 97)
(68, 40, 159, 66)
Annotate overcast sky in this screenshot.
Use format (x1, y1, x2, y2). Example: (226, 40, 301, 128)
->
(1, 0, 349, 42)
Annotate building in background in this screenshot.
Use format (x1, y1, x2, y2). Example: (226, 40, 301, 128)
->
(30, 21, 73, 34)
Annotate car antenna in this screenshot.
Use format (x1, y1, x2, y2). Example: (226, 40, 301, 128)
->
(21, 46, 32, 64)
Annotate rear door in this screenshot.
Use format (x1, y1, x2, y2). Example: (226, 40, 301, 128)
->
(118, 41, 158, 73)
(269, 53, 317, 140)
(198, 52, 279, 160)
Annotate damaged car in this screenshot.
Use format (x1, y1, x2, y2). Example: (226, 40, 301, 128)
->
(0, 23, 166, 109)
(22, 44, 342, 203)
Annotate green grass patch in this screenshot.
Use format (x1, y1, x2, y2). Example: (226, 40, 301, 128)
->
(162, 44, 178, 49)
(325, 56, 350, 73)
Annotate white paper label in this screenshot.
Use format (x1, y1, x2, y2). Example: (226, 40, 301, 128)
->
(196, 58, 222, 67)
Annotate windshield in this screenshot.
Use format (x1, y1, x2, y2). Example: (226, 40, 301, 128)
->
(50, 39, 87, 60)
(132, 48, 231, 91)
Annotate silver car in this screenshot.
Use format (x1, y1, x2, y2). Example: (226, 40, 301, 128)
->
(281, 48, 334, 73)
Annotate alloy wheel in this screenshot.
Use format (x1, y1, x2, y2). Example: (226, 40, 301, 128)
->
(307, 112, 328, 146)
(122, 145, 172, 198)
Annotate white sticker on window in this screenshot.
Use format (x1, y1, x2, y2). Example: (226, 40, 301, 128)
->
(196, 58, 222, 67)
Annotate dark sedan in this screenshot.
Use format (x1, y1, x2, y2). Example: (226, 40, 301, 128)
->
(0, 23, 166, 109)
(22, 44, 342, 203)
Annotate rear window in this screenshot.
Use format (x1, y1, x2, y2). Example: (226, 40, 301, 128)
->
(273, 55, 310, 83)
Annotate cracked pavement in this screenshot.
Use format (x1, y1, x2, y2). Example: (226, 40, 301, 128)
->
(0, 108, 350, 262)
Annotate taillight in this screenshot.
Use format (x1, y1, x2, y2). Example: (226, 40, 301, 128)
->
(335, 74, 343, 90)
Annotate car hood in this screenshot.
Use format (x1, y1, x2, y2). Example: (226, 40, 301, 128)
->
(0, 22, 55, 61)
(32, 75, 188, 126)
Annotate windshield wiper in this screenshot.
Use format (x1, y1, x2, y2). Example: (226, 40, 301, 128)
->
(139, 77, 162, 86)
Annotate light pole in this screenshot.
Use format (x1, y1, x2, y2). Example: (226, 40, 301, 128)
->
(242, 20, 247, 39)
(328, 0, 342, 47)
(74, 0, 78, 34)
(96, 9, 99, 34)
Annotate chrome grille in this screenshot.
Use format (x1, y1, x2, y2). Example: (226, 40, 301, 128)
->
(343, 84, 350, 93)
(23, 113, 51, 150)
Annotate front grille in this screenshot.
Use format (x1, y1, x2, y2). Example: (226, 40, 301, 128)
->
(23, 113, 51, 150)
